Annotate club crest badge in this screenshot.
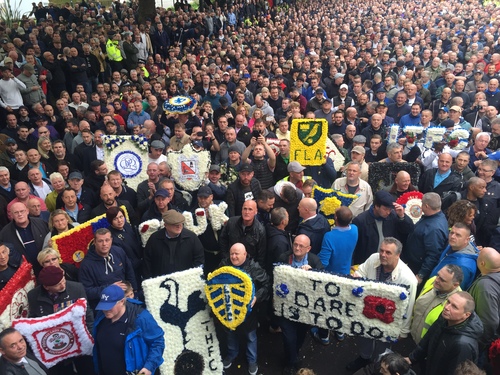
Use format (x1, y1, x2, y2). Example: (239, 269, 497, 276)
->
(205, 266, 255, 330)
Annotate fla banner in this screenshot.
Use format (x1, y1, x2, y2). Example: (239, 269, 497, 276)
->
(290, 119, 328, 166)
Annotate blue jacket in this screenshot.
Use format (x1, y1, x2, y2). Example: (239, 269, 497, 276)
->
(430, 244, 478, 290)
(127, 110, 151, 129)
(79, 245, 138, 308)
(399, 113, 421, 126)
(93, 300, 165, 374)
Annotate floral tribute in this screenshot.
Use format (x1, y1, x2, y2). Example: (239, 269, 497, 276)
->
(423, 127, 447, 149)
(368, 162, 421, 193)
(396, 191, 424, 224)
(387, 125, 400, 144)
(205, 266, 255, 331)
(52, 207, 129, 267)
(273, 265, 410, 342)
(402, 125, 424, 146)
(12, 298, 93, 368)
(102, 135, 149, 190)
(162, 95, 197, 114)
(138, 202, 229, 246)
(290, 119, 328, 166)
(167, 144, 211, 191)
(0, 258, 35, 330)
(312, 185, 358, 226)
(142, 267, 223, 375)
(447, 128, 470, 150)
(363, 296, 397, 324)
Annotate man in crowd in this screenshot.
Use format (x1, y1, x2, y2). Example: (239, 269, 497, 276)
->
(347, 237, 417, 371)
(410, 264, 463, 344)
(407, 292, 482, 375)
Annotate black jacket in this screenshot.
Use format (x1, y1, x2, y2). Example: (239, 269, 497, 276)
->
(226, 178, 262, 217)
(143, 228, 204, 279)
(418, 168, 463, 197)
(28, 280, 94, 332)
(219, 216, 266, 268)
(219, 257, 270, 333)
(265, 224, 292, 272)
(0, 218, 49, 275)
(409, 313, 483, 375)
(352, 208, 414, 265)
(278, 251, 325, 271)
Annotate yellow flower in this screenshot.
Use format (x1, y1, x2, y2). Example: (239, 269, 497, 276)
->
(205, 266, 254, 331)
(290, 119, 328, 166)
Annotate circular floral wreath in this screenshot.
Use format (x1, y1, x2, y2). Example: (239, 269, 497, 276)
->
(163, 95, 197, 114)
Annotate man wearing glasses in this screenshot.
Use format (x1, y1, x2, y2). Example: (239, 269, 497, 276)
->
(0, 202, 49, 275)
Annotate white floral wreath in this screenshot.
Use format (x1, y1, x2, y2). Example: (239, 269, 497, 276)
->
(138, 202, 229, 246)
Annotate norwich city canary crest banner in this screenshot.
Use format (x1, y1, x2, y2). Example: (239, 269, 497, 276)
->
(290, 119, 328, 166)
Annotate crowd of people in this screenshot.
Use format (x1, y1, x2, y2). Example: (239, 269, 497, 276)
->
(0, 0, 500, 373)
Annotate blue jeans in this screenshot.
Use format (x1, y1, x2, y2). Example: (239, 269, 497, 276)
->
(226, 329, 258, 365)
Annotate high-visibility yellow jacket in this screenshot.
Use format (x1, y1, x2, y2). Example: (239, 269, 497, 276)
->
(106, 39, 123, 62)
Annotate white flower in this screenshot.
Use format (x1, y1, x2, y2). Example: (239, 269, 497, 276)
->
(138, 219, 162, 246)
(424, 127, 446, 149)
(183, 209, 208, 236)
(388, 125, 400, 144)
(208, 202, 229, 231)
(403, 125, 424, 135)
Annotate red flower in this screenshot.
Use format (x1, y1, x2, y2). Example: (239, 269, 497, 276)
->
(196, 210, 205, 217)
(140, 224, 150, 233)
(363, 296, 396, 324)
(449, 139, 459, 148)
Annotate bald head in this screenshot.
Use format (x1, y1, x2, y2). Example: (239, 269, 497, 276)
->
(394, 171, 411, 191)
(478, 247, 500, 275)
(298, 198, 318, 220)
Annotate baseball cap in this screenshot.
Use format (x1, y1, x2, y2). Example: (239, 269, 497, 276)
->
(334, 73, 345, 79)
(3, 57, 12, 64)
(192, 140, 204, 148)
(239, 164, 254, 173)
(198, 186, 213, 197)
(154, 189, 170, 198)
(439, 107, 449, 113)
(219, 96, 229, 106)
(315, 87, 324, 94)
(441, 119, 455, 128)
(89, 101, 100, 107)
(209, 164, 220, 172)
(68, 171, 83, 180)
(396, 60, 405, 67)
(5, 138, 16, 145)
(340, 84, 349, 90)
(375, 190, 395, 208)
(23, 63, 34, 73)
(376, 88, 386, 93)
(449, 106, 462, 113)
(287, 161, 305, 173)
(488, 151, 500, 161)
(95, 285, 125, 310)
(351, 145, 366, 154)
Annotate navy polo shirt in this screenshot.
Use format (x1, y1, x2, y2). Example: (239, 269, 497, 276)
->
(96, 312, 128, 375)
